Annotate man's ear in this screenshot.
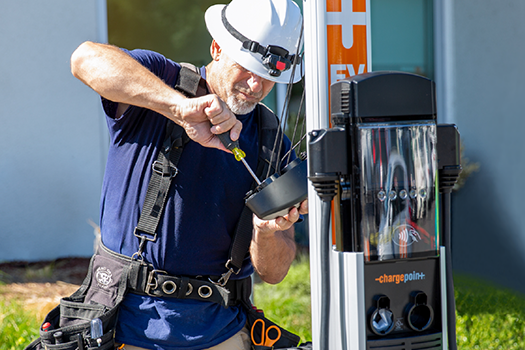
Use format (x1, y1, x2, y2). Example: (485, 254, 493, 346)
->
(210, 40, 222, 61)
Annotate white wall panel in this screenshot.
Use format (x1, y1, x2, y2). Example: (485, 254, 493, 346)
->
(0, 1, 108, 261)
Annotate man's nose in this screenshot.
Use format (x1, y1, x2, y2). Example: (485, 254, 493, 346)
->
(246, 73, 263, 93)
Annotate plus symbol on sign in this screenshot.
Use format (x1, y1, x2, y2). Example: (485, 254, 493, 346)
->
(326, 0, 366, 49)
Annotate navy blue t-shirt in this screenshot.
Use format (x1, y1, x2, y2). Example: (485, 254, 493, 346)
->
(99, 49, 294, 349)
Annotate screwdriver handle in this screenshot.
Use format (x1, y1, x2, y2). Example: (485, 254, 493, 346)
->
(217, 132, 239, 151)
(217, 132, 246, 161)
(216, 130, 259, 184)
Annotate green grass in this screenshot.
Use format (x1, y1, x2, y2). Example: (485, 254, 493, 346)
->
(253, 255, 312, 342)
(455, 274, 525, 349)
(254, 256, 525, 349)
(2, 257, 524, 349)
(0, 298, 40, 350)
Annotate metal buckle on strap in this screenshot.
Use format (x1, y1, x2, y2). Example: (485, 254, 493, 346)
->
(133, 227, 157, 242)
(209, 260, 241, 287)
(209, 270, 232, 287)
(132, 228, 157, 261)
(145, 269, 167, 296)
(152, 160, 178, 178)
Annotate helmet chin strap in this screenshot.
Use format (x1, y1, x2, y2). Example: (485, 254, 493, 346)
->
(221, 6, 296, 77)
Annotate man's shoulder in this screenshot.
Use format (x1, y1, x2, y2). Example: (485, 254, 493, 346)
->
(126, 48, 180, 84)
(256, 103, 279, 130)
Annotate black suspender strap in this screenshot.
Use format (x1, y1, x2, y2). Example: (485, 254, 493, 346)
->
(134, 121, 189, 258)
(176, 63, 207, 97)
(133, 63, 204, 259)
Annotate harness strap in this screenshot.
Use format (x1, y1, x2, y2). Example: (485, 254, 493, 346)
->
(172, 64, 283, 283)
(177, 63, 207, 97)
(133, 64, 203, 257)
(134, 122, 189, 257)
(177, 65, 283, 283)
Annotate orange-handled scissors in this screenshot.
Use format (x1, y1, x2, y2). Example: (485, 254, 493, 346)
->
(251, 319, 282, 347)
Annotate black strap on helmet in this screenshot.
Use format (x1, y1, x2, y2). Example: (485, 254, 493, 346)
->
(221, 6, 296, 77)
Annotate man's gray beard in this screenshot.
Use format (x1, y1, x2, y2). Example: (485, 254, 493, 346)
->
(226, 94, 257, 115)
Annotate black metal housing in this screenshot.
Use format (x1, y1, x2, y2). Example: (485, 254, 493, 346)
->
(245, 158, 308, 220)
(331, 71, 437, 122)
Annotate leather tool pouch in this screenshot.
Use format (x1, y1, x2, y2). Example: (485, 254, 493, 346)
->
(28, 300, 119, 350)
(24, 244, 132, 350)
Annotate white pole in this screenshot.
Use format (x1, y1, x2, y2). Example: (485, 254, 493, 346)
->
(303, 1, 329, 349)
(97, 0, 108, 43)
(434, 0, 456, 125)
(276, 83, 287, 127)
(303, 0, 372, 349)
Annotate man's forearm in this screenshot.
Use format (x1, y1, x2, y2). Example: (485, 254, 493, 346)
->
(250, 226, 296, 285)
(70, 41, 184, 120)
(70, 41, 242, 150)
(250, 201, 307, 284)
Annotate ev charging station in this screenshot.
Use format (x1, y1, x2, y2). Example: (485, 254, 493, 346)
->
(302, 1, 461, 349)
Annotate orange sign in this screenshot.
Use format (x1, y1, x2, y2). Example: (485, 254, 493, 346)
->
(326, 0, 370, 86)
(326, 0, 370, 243)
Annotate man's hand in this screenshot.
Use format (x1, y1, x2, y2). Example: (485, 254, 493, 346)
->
(174, 94, 242, 151)
(250, 199, 308, 284)
(253, 200, 308, 234)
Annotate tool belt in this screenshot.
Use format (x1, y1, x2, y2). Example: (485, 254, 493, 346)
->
(24, 242, 253, 350)
(87, 242, 251, 308)
(24, 241, 302, 350)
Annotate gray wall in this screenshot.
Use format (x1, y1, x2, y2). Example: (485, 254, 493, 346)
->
(0, 1, 108, 261)
(437, 0, 525, 293)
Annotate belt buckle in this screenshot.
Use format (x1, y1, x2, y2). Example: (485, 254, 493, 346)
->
(145, 269, 167, 296)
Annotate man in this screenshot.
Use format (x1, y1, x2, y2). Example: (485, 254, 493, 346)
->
(70, 0, 306, 349)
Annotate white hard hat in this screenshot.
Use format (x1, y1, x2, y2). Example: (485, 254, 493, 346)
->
(205, 0, 303, 84)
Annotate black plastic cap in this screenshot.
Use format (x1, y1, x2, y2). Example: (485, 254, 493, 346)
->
(331, 71, 437, 121)
(437, 124, 461, 169)
(437, 124, 462, 193)
(308, 128, 348, 176)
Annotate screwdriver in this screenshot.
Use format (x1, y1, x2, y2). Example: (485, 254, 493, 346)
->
(217, 132, 262, 186)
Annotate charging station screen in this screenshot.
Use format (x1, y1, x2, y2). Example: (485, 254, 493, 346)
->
(357, 121, 438, 261)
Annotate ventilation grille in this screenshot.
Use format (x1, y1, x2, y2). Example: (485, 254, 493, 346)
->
(367, 332, 442, 350)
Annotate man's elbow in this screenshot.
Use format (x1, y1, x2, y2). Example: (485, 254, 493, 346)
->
(259, 269, 289, 285)
(70, 41, 95, 79)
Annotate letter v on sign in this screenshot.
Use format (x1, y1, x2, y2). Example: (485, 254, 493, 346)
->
(326, 0, 372, 87)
